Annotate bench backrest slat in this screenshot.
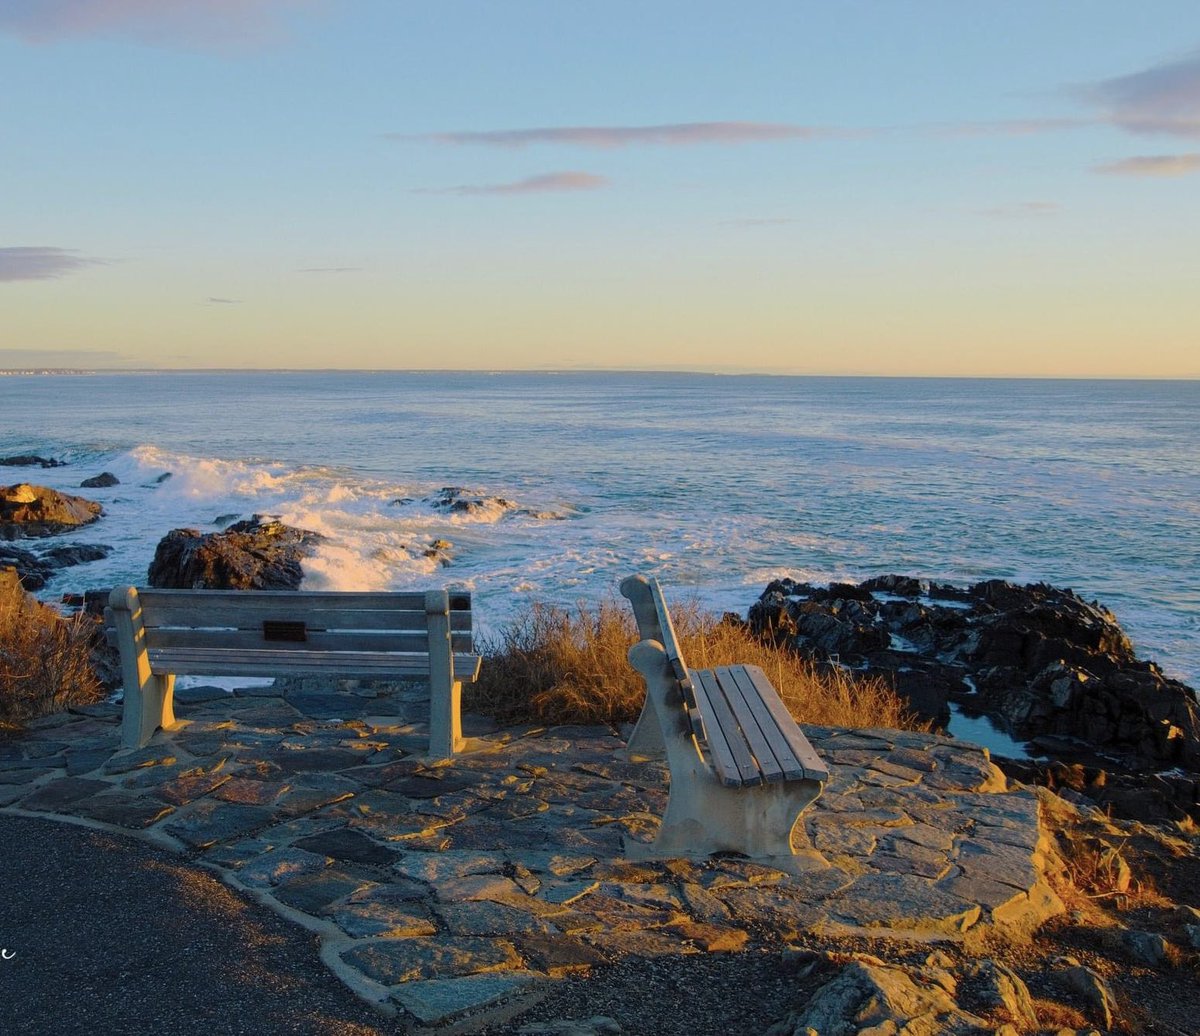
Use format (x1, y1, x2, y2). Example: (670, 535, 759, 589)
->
(134, 590, 472, 633)
(144, 627, 474, 655)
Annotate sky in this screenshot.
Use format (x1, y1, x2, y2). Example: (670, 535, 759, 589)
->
(2, 1, 1198, 376)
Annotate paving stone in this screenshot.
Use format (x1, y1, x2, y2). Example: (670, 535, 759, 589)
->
(0, 766, 56, 784)
(272, 868, 374, 914)
(174, 685, 230, 705)
(162, 802, 275, 849)
(583, 930, 698, 959)
(19, 776, 111, 811)
(391, 973, 543, 1025)
(436, 874, 529, 904)
(154, 768, 233, 806)
(537, 880, 601, 907)
(437, 901, 557, 938)
(236, 847, 330, 888)
(102, 745, 177, 774)
(211, 776, 292, 805)
(890, 822, 956, 852)
(512, 933, 607, 976)
(331, 900, 438, 938)
(201, 838, 276, 869)
(600, 883, 683, 911)
(668, 921, 749, 953)
(833, 873, 984, 934)
(393, 850, 503, 884)
(342, 936, 523, 984)
(292, 827, 397, 865)
(678, 882, 732, 922)
(64, 747, 114, 776)
(71, 793, 175, 829)
(275, 780, 357, 817)
(388, 773, 477, 798)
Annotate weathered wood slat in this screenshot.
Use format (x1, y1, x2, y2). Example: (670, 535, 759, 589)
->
(146, 647, 481, 682)
(715, 666, 786, 783)
(137, 599, 471, 633)
(741, 665, 830, 781)
(646, 578, 689, 684)
(144, 628, 473, 654)
(693, 669, 761, 787)
(723, 665, 809, 780)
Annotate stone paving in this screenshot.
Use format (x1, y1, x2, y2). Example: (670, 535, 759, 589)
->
(0, 682, 1064, 1026)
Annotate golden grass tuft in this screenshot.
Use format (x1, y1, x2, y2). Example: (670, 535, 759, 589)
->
(468, 596, 924, 731)
(0, 570, 103, 728)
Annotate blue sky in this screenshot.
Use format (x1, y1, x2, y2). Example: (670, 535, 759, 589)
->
(2, 1, 1198, 375)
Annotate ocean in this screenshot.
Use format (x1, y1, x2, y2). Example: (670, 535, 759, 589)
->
(3, 371, 1198, 689)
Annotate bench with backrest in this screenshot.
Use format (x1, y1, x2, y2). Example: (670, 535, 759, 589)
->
(620, 574, 829, 872)
(106, 586, 479, 759)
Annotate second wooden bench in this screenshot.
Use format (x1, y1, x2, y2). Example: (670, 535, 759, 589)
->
(107, 587, 480, 759)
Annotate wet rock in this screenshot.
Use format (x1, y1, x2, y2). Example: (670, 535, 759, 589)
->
(0, 545, 53, 588)
(147, 516, 324, 590)
(80, 472, 119, 488)
(1, 455, 65, 468)
(750, 575, 1200, 815)
(40, 542, 112, 569)
(427, 486, 517, 517)
(1, 483, 103, 538)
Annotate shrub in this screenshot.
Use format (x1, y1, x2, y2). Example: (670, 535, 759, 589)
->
(0, 569, 103, 730)
(469, 596, 923, 732)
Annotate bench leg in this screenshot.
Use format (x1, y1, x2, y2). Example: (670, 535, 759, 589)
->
(109, 586, 178, 749)
(428, 678, 463, 760)
(626, 639, 827, 874)
(121, 673, 176, 750)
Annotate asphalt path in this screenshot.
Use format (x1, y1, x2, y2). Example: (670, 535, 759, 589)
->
(0, 814, 391, 1035)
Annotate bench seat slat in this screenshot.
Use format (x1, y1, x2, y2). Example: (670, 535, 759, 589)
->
(723, 665, 808, 780)
(714, 666, 787, 783)
(740, 665, 830, 782)
(693, 669, 763, 787)
(145, 628, 473, 654)
(146, 647, 482, 683)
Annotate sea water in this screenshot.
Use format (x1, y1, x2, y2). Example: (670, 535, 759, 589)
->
(3, 372, 1197, 690)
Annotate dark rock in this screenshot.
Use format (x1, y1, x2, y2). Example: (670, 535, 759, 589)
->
(0, 483, 103, 539)
(151, 472, 172, 484)
(292, 828, 397, 865)
(750, 574, 1200, 819)
(427, 486, 516, 517)
(0, 545, 53, 589)
(80, 472, 119, 488)
(212, 513, 240, 527)
(147, 516, 324, 590)
(41, 542, 113, 569)
(1, 455, 66, 468)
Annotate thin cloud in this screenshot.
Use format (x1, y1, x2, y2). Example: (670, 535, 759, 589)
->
(978, 201, 1061, 218)
(1094, 153, 1200, 177)
(296, 266, 362, 274)
(1078, 49, 1200, 138)
(930, 118, 1089, 138)
(0, 0, 318, 47)
(417, 171, 610, 196)
(406, 121, 859, 149)
(206, 296, 242, 304)
(0, 246, 106, 282)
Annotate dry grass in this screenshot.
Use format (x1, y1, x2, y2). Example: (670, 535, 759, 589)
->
(0, 572, 103, 728)
(469, 596, 923, 731)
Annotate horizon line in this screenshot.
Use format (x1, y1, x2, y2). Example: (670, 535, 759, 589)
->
(2, 367, 1197, 382)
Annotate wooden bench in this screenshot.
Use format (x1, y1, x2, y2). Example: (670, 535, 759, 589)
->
(106, 587, 480, 759)
(620, 575, 829, 873)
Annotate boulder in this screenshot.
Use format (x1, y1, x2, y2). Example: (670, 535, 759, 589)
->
(80, 472, 119, 488)
(0, 455, 66, 468)
(0, 543, 54, 589)
(427, 486, 516, 517)
(147, 516, 324, 590)
(774, 959, 988, 1036)
(0, 483, 103, 539)
(750, 575, 1200, 816)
